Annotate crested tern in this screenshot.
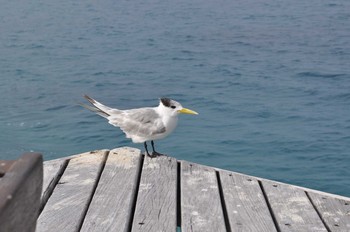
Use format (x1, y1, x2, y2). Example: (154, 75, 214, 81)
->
(80, 95, 198, 157)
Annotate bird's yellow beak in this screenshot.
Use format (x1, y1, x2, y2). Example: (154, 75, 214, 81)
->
(178, 108, 198, 115)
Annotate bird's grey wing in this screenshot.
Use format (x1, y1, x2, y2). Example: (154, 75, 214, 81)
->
(108, 108, 166, 137)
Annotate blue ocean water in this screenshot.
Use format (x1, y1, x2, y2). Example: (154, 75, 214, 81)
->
(1, 0, 349, 196)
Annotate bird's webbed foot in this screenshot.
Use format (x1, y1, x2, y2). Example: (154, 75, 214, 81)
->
(149, 151, 166, 158)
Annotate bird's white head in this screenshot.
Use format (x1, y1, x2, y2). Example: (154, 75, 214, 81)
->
(159, 98, 198, 117)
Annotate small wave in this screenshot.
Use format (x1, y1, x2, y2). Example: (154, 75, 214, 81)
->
(320, 92, 350, 102)
(333, 93, 350, 101)
(180, 50, 193, 54)
(33, 122, 49, 130)
(93, 72, 106, 76)
(25, 44, 45, 49)
(296, 72, 346, 79)
(171, 57, 194, 61)
(71, 79, 93, 84)
(327, 3, 338, 7)
(45, 105, 67, 111)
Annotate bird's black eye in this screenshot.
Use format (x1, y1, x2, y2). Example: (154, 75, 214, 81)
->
(171, 106, 176, 109)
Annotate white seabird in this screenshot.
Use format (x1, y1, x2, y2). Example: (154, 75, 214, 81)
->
(80, 95, 198, 157)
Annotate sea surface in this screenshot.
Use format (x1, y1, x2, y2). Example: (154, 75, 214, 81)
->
(1, 0, 349, 197)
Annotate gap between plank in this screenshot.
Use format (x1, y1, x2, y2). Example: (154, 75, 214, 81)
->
(215, 171, 232, 232)
(177, 161, 182, 231)
(305, 191, 331, 232)
(258, 180, 281, 232)
(127, 153, 145, 232)
(77, 150, 110, 231)
(39, 159, 70, 215)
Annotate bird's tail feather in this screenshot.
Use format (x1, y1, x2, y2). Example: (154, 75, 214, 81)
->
(79, 103, 110, 118)
(80, 95, 111, 118)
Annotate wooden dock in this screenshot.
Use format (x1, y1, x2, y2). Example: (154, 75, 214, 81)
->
(37, 147, 350, 232)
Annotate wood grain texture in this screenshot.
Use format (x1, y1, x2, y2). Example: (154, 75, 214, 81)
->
(219, 170, 277, 232)
(0, 153, 43, 232)
(37, 150, 107, 232)
(262, 180, 327, 232)
(181, 161, 226, 232)
(308, 191, 350, 232)
(132, 155, 177, 232)
(41, 157, 69, 208)
(80, 147, 142, 232)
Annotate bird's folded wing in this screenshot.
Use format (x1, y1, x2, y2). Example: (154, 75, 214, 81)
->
(107, 108, 166, 137)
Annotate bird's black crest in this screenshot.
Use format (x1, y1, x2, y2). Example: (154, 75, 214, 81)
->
(160, 98, 172, 107)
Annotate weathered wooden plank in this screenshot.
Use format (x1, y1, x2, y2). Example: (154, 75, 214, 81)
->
(80, 147, 142, 232)
(0, 153, 43, 232)
(37, 150, 107, 232)
(132, 155, 177, 232)
(41, 150, 100, 198)
(0, 160, 15, 177)
(308, 191, 350, 231)
(181, 161, 226, 232)
(219, 170, 277, 231)
(262, 180, 327, 232)
(41, 157, 69, 209)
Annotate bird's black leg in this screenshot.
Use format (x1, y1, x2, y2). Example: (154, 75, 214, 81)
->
(151, 140, 156, 153)
(144, 142, 151, 157)
(151, 140, 163, 157)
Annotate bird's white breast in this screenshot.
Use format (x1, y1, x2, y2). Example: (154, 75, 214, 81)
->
(162, 115, 178, 137)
